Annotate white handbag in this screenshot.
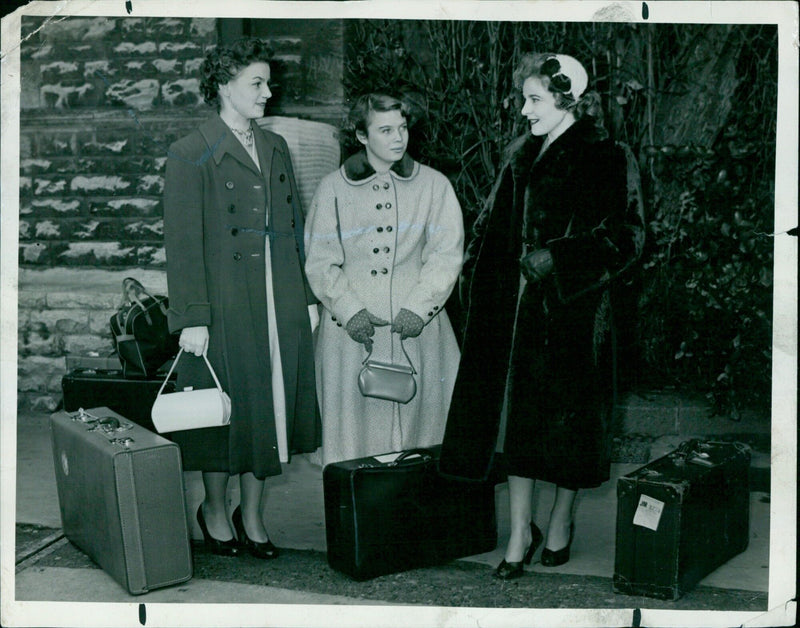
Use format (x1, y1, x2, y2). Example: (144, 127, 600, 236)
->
(151, 348, 232, 433)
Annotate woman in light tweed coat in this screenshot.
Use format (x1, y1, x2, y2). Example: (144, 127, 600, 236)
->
(305, 93, 464, 465)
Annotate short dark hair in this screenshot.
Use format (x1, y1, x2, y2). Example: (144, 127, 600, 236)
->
(200, 37, 274, 108)
(346, 93, 411, 135)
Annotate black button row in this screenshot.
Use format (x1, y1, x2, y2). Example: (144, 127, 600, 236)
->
(370, 268, 389, 276)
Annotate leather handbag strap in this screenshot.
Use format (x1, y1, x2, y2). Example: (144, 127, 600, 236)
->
(362, 337, 416, 374)
(156, 348, 225, 398)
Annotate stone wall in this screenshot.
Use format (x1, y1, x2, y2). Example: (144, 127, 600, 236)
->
(16, 16, 345, 410)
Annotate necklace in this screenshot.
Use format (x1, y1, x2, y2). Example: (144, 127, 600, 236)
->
(230, 126, 254, 148)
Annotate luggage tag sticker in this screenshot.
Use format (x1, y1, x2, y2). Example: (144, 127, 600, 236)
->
(633, 494, 664, 531)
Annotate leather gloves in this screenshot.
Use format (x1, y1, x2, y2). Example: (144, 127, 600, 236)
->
(391, 308, 425, 339)
(345, 309, 388, 350)
(520, 248, 554, 283)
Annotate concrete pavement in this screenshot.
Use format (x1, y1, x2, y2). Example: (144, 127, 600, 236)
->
(10, 398, 772, 609)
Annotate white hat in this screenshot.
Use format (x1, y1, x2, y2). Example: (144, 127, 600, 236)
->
(547, 54, 589, 101)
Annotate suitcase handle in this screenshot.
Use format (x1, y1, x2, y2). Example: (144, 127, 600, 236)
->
(390, 448, 435, 466)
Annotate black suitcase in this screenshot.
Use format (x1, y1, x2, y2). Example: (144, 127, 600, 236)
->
(323, 446, 497, 580)
(62, 368, 175, 431)
(50, 407, 192, 594)
(613, 439, 750, 600)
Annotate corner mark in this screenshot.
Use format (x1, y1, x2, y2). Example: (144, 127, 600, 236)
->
(642, 2, 649, 20)
(632, 608, 642, 628)
(752, 226, 798, 237)
(126, 1, 133, 14)
(138, 603, 146, 625)
(0, 6, 70, 63)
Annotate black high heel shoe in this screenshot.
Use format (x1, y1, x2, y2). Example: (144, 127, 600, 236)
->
(540, 522, 574, 567)
(196, 504, 240, 556)
(495, 522, 543, 580)
(232, 506, 279, 559)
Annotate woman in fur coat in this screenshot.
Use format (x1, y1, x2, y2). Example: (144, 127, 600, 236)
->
(304, 93, 464, 465)
(440, 53, 643, 579)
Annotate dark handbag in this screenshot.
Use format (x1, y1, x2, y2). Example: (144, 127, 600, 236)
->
(357, 338, 417, 404)
(323, 445, 497, 580)
(110, 278, 178, 378)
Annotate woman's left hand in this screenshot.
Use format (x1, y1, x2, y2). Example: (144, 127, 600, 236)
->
(520, 248, 554, 282)
(391, 308, 425, 339)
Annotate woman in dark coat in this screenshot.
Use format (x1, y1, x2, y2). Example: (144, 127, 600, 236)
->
(163, 38, 320, 558)
(439, 53, 643, 579)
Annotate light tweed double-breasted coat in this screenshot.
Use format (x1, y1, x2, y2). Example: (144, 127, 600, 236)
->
(305, 152, 464, 465)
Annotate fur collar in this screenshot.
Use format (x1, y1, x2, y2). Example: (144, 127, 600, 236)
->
(342, 151, 418, 183)
(511, 118, 606, 176)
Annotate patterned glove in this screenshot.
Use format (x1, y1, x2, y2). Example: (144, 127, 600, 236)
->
(345, 309, 389, 350)
(391, 308, 425, 339)
(520, 248, 554, 283)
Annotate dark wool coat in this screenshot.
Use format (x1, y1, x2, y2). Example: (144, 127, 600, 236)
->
(163, 114, 321, 480)
(439, 119, 643, 486)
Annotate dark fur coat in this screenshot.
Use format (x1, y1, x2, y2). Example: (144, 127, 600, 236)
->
(440, 118, 643, 485)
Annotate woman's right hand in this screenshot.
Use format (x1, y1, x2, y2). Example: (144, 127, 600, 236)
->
(179, 325, 209, 356)
(345, 309, 389, 351)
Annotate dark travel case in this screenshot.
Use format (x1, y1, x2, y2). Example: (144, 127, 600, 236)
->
(613, 439, 750, 599)
(61, 363, 175, 431)
(323, 446, 497, 580)
(50, 407, 192, 594)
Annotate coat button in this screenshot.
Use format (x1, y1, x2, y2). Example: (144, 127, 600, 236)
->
(337, 322, 342, 327)
(371, 269, 377, 276)
(226, 181, 234, 189)
(434, 305, 439, 311)
(331, 315, 336, 321)
(233, 252, 242, 260)
(383, 183, 390, 189)
(280, 174, 286, 182)
(383, 247, 390, 253)
(373, 184, 380, 191)
(377, 227, 383, 233)
(385, 202, 392, 209)
(386, 226, 393, 232)
(291, 219, 296, 228)
(231, 227, 238, 236)
(381, 268, 388, 274)
(427, 311, 434, 317)
(373, 248, 379, 254)
(228, 204, 236, 213)
(376, 204, 382, 210)
(286, 195, 292, 204)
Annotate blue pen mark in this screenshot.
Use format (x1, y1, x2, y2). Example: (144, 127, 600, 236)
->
(126, 1, 133, 14)
(138, 603, 146, 625)
(94, 70, 218, 166)
(641, 2, 649, 19)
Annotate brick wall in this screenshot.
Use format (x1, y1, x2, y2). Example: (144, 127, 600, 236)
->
(17, 16, 345, 410)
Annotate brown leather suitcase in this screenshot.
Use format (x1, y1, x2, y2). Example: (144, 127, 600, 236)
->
(323, 446, 497, 580)
(613, 439, 750, 599)
(50, 407, 192, 594)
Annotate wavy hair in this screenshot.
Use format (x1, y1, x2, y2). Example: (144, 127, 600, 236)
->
(346, 93, 415, 135)
(513, 52, 605, 135)
(200, 38, 274, 109)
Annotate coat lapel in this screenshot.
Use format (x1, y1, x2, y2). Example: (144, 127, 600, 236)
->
(198, 114, 263, 178)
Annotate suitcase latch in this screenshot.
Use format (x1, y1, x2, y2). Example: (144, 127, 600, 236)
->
(111, 437, 134, 448)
